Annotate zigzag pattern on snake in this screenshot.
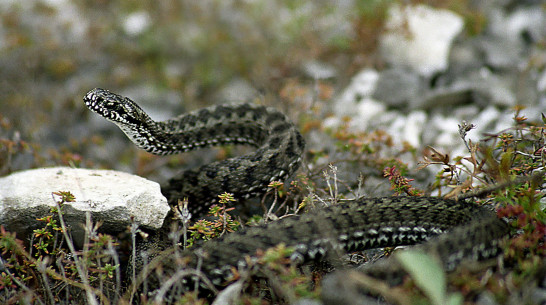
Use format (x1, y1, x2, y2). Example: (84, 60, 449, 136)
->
(83, 88, 510, 298)
(84, 88, 304, 218)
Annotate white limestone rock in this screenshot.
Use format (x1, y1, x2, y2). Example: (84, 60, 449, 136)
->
(387, 111, 427, 148)
(335, 69, 380, 114)
(332, 69, 385, 131)
(0, 167, 169, 242)
(380, 4, 464, 78)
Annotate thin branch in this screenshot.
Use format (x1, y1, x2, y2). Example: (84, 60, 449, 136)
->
(457, 168, 546, 201)
(51, 194, 100, 305)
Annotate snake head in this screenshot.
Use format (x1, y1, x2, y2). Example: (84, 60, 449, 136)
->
(83, 88, 147, 126)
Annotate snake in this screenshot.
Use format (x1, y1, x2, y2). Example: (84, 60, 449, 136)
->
(83, 88, 510, 301)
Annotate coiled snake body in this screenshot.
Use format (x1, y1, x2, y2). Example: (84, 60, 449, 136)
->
(84, 88, 510, 299)
(84, 88, 304, 218)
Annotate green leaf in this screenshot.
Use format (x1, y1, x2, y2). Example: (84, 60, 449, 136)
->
(499, 149, 514, 180)
(396, 250, 447, 305)
(446, 293, 463, 305)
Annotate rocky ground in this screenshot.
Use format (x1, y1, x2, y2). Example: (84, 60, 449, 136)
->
(0, 0, 545, 304)
(0, 0, 544, 185)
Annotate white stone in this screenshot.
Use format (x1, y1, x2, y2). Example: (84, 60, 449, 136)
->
(538, 70, 546, 93)
(388, 111, 427, 147)
(491, 7, 545, 43)
(303, 60, 336, 80)
(380, 4, 464, 78)
(217, 79, 258, 103)
(331, 69, 385, 131)
(430, 115, 461, 148)
(351, 98, 387, 130)
(337, 69, 379, 107)
(470, 106, 501, 139)
(211, 281, 243, 305)
(123, 11, 151, 36)
(0, 167, 169, 241)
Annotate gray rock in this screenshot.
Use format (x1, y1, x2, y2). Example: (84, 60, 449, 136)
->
(489, 6, 545, 46)
(529, 288, 546, 305)
(414, 69, 518, 110)
(413, 83, 476, 110)
(538, 70, 546, 93)
(452, 105, 481, 119)
(211, 281, 243, 305)
(443, 38, 486, 84)
(216, 79, 258, 104)
(461, 70, 518, 108)
(0, 167, 169, 244)
(372, 68, 422, 108)
(478, 6, 545, 72)
(293, 299, 323, 305)
(476, 291, 500, 305)
(478, 36, 523, 70)
(303, 60, 337, 80)
(321, 271, 387, 305)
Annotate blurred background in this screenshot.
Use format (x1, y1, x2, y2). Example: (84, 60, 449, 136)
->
(1, 0, 544, 188)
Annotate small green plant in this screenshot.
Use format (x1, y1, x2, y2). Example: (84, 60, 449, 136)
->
(0, 191, 122, 304)
(0, 226, 34, 291)
(241, 243, 320, 304)
(397, 110, 546, 304)
(397, 250, 463, 305)
(186, 193, 241, 247)
(31, 191, 74, 258)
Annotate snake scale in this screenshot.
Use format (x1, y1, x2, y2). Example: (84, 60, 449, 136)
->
(83, 88, 510, 300)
